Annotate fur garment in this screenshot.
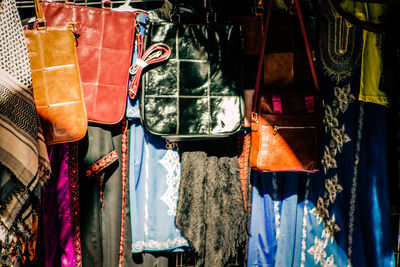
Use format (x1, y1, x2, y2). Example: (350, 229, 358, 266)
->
(175, 151, 249, 267)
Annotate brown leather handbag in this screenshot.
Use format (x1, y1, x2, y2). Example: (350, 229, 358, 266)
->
(40, 0, 136, 124)
(24, 0, 87, 145)
(249, 0, 322, 172)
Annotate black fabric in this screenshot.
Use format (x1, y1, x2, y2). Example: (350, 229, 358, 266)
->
(81, 126, 115, 172)
(0, 164, 20, 206)
(79, 123, 132, 267)
(141, 21, 244, 140)
(175, 147, 249, 267)
(131, 252, 172, 267)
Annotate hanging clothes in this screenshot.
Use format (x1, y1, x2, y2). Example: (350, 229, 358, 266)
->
(78, 122, 133, 267)
(175, 137, 250, 267)
(246, 0, 395, 266)
(128, 120, 189, 253)
(0, 0, 51, 264)
(41, 144, 76, 267)
(340, 0, 389, 107)
(126, 11, 189, 255)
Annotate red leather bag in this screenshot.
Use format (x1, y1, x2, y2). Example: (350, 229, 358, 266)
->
(249, 0, 322, 172)
(40, 0, 136, 124)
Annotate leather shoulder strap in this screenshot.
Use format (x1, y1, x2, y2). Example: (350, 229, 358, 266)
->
(251, 0, 319, 113)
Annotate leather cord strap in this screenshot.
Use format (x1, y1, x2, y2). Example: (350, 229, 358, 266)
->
(34, 0, 45, 27)
(251, 0, 319, 113)
(128, 32, 171, 99)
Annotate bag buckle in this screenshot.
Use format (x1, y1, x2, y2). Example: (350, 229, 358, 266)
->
(251, 113, 258, 132)
(101, 0, 112, 9)
(165, 139, 178, 150)
(271, 95, 283, 114)
(35, 19, 47, 30)
(287, 0, 296, 15)
(254, 0, 264, 16)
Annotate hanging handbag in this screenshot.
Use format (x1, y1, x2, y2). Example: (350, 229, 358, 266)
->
(24, 0, 87, 145)
(40, 0, 136, 124)
(138, 1, 244, 140)
(230, 0, 264, 55)
(249, 0, 322, 172)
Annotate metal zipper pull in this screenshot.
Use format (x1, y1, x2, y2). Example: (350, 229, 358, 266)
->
(273, 126, 279, 135)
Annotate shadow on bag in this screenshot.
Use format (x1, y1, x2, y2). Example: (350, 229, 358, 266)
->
(250, 0, 323, 172)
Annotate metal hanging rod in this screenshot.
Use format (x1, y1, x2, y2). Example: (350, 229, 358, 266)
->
(344, 0, 400, 4)
(16, 0, 164, 9)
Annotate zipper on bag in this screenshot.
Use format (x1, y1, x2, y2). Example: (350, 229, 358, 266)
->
(272, 125, 316, 135)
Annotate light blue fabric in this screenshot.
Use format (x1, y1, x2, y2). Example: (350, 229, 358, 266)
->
(127, 12, 188, 253)
(128, 120, 189, 253)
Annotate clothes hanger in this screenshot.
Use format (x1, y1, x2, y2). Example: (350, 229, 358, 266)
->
(113, 0, 139, 11)
(348, 0, 400, 3)
(330, 0, 386, 32)
(15, 0, 162, 9)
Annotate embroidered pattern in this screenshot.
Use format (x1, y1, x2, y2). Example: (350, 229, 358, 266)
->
(119, 118, 129, 267)
(159, 149, 181, 216)
(272, 173, 281, 239)
(237, 132, 251, 210)
(324, 215, 341, 242)
(308, 237, 328, 265)
(311, 197, 330, 225)
(330, 125, 351, 153)
(131, 236, 189, 252)
(323, 105, 339, 133)
(85, 150, 118, 177)
(318, 0, 362, 84)
(307, 83, 356, 264)
(324, 255, 337, 267)
(301, 175, 311, 267)
(333, 85, 356, 113)
(325, 175, 343, 204)
(321, 146, 338, 174)
(68, 142, 82, 267)
(347, 103, 364, 266)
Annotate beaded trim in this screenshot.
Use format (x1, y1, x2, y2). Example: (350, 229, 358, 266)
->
(118, 118, 129, 267)
(68, 142, 82, 267)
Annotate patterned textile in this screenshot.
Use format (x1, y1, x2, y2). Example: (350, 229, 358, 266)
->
(0, 0, 50, 243)
(246, 0, 395, 266)
(128, 120, 189, 253)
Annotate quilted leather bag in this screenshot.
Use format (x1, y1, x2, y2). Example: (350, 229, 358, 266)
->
(249, 0, 322, 172)
(139, 20, 244, 140)
(24, 0, 87, 145)
(40, 0, 136, 124)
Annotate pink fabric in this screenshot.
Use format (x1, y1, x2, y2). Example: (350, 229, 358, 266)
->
(272, 95, 283, 114)
(305, 95, 315, 113)
(42, 144, 76, 267)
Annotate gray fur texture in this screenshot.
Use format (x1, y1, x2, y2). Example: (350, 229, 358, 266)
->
(175, 152, 249, 267)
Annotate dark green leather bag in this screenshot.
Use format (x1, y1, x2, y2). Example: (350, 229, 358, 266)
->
(140, 21, 244, 140)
